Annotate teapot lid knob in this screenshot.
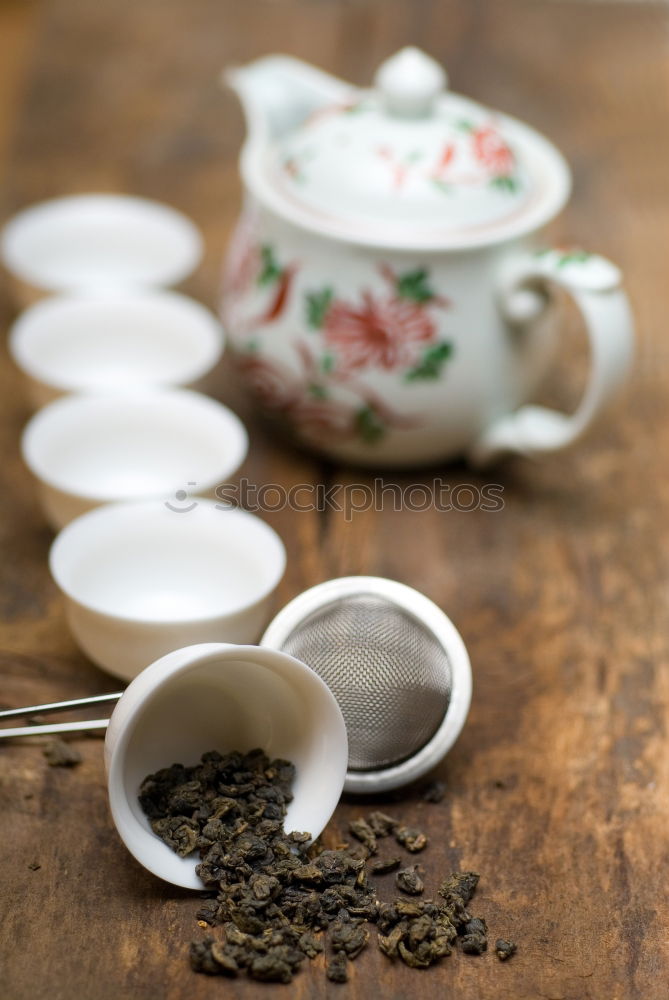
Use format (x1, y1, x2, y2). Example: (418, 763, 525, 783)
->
(374, 47, 447, 118)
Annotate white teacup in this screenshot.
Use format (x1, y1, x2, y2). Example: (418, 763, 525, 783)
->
(104, 642, 348, 888)
(1, 193, 202, 305)
(21, 388, 248, 529)
(9, 291, 224, 409)
(49, 500, 287, 680)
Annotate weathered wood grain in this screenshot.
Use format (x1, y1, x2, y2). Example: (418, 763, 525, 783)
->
(1, 1, 668, 998)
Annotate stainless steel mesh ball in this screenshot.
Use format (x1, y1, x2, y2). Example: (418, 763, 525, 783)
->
(261, 576, 472, 793)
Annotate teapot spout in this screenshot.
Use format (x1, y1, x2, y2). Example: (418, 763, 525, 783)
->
(224, 55, 353, 143)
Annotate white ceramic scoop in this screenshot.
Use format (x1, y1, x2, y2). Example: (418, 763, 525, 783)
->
(104, 642, 348, 889)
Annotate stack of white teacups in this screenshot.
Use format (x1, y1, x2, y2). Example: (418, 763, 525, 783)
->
(2, 193, 289, 681)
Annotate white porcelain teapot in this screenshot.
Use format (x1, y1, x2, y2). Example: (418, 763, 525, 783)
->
(222, 48, 633, 467)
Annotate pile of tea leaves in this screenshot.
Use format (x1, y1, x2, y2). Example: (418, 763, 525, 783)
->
(139, 749, 516, 985)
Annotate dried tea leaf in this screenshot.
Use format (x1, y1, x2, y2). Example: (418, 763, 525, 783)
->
(394, 899, 425, 919)
(461, 932, 487, 955)
(298, 931, 323, 958)
(210, 940, 240, 974)
(291, 864, 323, 884)
(151, 816, 199, 857)
(316, 850, 364, 883)
(430, 925, 455, 959)
(348, 818, 377, 854)
(370, 856, 402, 875)
(249, 873, 280, 900)
(345, 842, 370, 862)
(398, 939, 431, 969)
(331, 920, 369, 959)
(460, 916, 488, 955)
(395, 826, 428, 853)
(190, 938, 230, 976)
(42, 738, 82, 767)
(326, 951, 349, 983)
(495, 938, 517, 961)
(420, 780, 446, 803)
(248, 952, 293, 984)
(407, 913, 435, 945)
(438, 871, 479, 906)
(464, 917, 487, 935)
(367, 811, 399, 837)
(195, 899, 220, 925)
(396, 867, 424, 896)
(378, 926, 403, 958)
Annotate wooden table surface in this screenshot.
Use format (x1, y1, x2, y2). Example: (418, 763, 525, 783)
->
(1, 1, 668, 997)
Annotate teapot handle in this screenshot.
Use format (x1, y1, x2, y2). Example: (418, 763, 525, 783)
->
(469, 248, 634, 466)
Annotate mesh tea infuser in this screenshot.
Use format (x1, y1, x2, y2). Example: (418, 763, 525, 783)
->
(261, 576, 472, 793)
(0, 576, 471, 794)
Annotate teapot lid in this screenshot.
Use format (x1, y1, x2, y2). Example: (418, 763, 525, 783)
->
(245, 49, 571, 250)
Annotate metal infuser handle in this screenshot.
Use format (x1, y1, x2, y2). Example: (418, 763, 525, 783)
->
(0, 692, 122, 739)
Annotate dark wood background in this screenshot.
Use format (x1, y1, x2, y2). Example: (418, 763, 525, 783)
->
(1, 1, 668, 997)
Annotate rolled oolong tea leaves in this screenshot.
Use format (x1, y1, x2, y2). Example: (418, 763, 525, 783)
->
(367, 811, 399, 837)
(438, 871, 481, 933)
(139, 750, 515, 983)
(396, 866, 425, 896)
(140, 749, 375, 984)
(370, 856, 402, 875)
(460, 916, 488, 955)
(495, 938, 517, 961)
(395, 825, 428, 853)
(331, 920, 369, 959)
(420, 779, 446, 804)
(378, 869, 491, 969)
(42, 737, 82, 767)
(377, 898, 457, 968)
(348, 817, 378, 855)
(326, 951, 349, 983)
